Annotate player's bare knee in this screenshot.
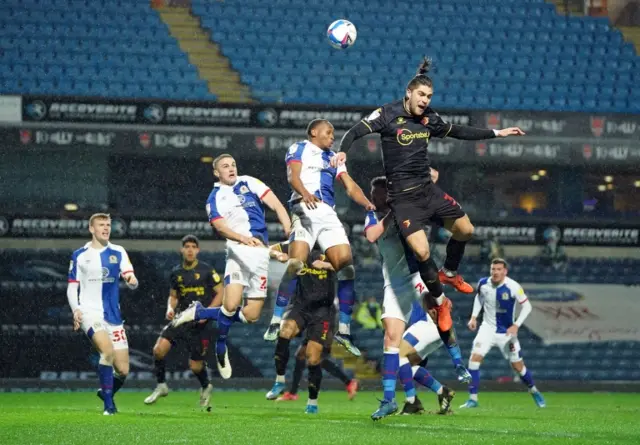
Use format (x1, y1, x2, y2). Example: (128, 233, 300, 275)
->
(399, 339, 416, 358)
(189, 360, 204, 373)
(306, 343, 323, 366)
(336, 264, 355, 281)
(280, 321, 298, 339)
(295, 344, 307, 360)
(99, 350, 114, 366)
(414, 244, 430, 261)
(115, 362, 129, 377)
(511, 360, 524, 372)
(470, 354, 484, 365)
(383, 330, 402, 349)
(451, 217, 474, 241)
(408, 352, 423, 366)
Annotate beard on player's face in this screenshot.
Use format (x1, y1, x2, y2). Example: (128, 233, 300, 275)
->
(406, 86, 432, 116)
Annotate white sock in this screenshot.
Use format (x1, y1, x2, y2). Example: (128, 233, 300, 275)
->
(276, 375, 285, 384)
(435, 294, 445, 306)
(338, 322, 350, 336)
(238, 310, 248, 324)
(442, 268, 456, 277)
(307, 398, 318, 406)
(399, 357, 415, 403)
(221, 307, 236, 318)
(470, 394, 478, 402)
(530, 385, 538, 393)
(437, 387, 443, 395)
(270, 315, 282, 325)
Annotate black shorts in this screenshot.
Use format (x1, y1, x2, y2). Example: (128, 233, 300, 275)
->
(160, 321, 211, 362)
(388, 182, 465, 237)
(286, 305, 335, 349)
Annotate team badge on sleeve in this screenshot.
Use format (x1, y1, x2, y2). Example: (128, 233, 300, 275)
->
(365, 108, 381, 122)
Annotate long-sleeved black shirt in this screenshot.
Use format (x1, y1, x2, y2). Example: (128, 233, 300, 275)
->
(340, 99, 496, 193)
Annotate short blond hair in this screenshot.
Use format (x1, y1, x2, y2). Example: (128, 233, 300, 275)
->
(212, 153, 234, 170)
(89, 213, 111, 226)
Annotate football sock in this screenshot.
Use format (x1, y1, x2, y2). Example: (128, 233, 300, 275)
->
(113, 372, 127, 394)
(197, 307, 220, 321)
(274, 337, 291, 377)
(519, 366, 537, 391)
(290, 358, 306, 395)
(418, 258, 444, 304)
(469, 361, 481, 401)
(412, 365, 443, 393)
(192, 367, 209, 389)
(154, 359, 166, 384)
(443, 238, 467, 273)
(438, 327, 464, 368)
(270, 292, 290, 324)
(382, 347, 399, 402)
(337, 276, 355, 335)
(398, 357, 416, 403)
(215, 307, 235, 355)
(308, 364, 322, 400)
(321, 359, 350, 385)
(98, 364, 114, 409)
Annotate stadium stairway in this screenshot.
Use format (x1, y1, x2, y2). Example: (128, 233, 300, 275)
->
(619, 27, 640, 55)
(155, 5, 253, 102)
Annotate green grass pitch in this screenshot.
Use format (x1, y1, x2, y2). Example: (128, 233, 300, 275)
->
(1, 391, 639, 444)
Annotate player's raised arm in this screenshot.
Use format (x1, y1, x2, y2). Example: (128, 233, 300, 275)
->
(333, 106, 388, 167)
(337, 169, 375, 211)
(363, 210, 392, 244)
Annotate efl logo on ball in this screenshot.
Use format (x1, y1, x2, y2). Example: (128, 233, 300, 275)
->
(327, 19, 357, 49)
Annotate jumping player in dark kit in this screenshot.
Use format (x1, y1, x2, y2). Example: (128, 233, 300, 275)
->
(334, 57, 525, 333)
(266, 248, 341, 414)
(144, 235, 223, 409)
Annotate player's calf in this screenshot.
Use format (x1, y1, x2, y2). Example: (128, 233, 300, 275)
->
(268, 322, 299, 400)
(306, 340, 324, 414)
(511, 360, 545, 408)
(461, 356, 482, 408)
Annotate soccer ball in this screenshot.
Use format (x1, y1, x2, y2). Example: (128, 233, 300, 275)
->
(327, 19, 357, 49)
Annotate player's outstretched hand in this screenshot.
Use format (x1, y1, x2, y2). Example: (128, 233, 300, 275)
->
(506, 325, 519, 337)
(467, 318, 477, 331)
(166, 308, 175, 321)
(124, 273, 138, 287)
(302, 192, 321, 210)
(240, 235, 265, 247)
(330, 152, 347, 168)
(73, 309, 83, 331)
(495, 127, 526, 137)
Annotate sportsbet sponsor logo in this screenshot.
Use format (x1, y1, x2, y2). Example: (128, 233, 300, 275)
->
(396, 128, 430, 146)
